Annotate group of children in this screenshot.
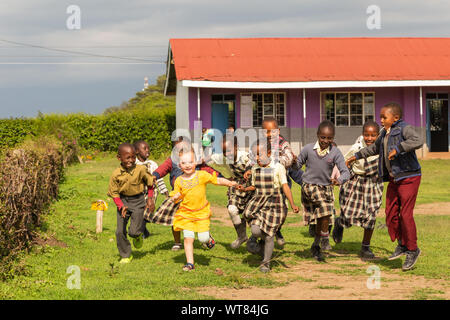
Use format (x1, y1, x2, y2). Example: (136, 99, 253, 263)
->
(107, 102, 423, 273)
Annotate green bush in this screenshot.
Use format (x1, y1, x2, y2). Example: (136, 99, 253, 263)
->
(0, 109, 176, 158)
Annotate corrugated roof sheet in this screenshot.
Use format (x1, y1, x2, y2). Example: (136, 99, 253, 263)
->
(169, 38, 450, 82)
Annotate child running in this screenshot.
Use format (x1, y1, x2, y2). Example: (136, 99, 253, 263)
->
(148, 137, 219, 251)
(332, 121, 383, 259)
(107, 143, 155, 263)
(206, 134, 253, 249)
(239, 139, 299, 273)
(169, 146, 236, 271)
(134, 140, 169, 238)
(346, 103, 423, 271)
(296, 120, 350, 262)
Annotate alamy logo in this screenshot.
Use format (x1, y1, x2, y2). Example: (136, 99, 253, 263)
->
(66, 5, 81, 30)
(66, 265, 81, 289)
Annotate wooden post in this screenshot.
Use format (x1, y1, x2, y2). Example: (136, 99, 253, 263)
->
(96, 210, 103, 233)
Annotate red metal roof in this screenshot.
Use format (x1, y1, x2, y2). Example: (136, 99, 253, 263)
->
(169, 38, 450, 82)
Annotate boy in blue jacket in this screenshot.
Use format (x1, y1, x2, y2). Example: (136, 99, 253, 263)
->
(347, 102, 423, 271)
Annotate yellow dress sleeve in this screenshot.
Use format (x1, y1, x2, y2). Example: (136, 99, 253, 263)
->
(198, 170, 218, 185)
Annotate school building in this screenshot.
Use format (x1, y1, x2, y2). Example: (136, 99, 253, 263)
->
(164, 38, 450, 156)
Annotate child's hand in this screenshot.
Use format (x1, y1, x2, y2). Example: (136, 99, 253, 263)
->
(388, 149, 397, 160)
(346, 156, 356, 168)
(330, 178, 340, 186)
(229, 181, 238, 187)
(146, 199, 155, 213)
(120, 206, 128, 218)
(236, 184, 245, 191)
(243, 170, 251, 180)
(292, 205, 299, 213)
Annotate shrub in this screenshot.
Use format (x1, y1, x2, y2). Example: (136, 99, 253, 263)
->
(0, 136, 64, 279)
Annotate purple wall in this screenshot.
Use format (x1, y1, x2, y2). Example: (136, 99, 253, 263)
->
(188, 86, 450, 130)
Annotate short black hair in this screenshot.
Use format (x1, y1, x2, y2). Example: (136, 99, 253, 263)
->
(317, 120, 335, 135)
(118, 143, 135, 155)
(383, 102, 403, 119)
(262, 117, 279, 128)
(133, 140, 148, 150)
(362, 120, 380, 133)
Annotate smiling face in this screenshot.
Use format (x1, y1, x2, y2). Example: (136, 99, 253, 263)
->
(380, 107, 400, 130)
(363, 125, 379, 146)
(135, 142, 149, 162)
(179, 151, 196, 175)
(317, 126, 335, 150)
(118, 146, 136, 170)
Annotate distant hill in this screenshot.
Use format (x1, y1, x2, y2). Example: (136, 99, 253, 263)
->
(103, 75, 175, 114)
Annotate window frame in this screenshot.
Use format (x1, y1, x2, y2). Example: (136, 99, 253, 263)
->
(320, 91, 376, 127)
(251, 92, 287, 128)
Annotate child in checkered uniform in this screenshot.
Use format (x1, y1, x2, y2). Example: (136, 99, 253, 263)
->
(295, 120, 350, 262)
(206, 135, 253, 249)
(332, 121, 383, 259)
(134, 140, 169, 238)
(238, 139, 299, 273)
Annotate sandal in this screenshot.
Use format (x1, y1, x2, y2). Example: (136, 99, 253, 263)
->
(202, 235, 216, 249)
(182, 263, 195, 271)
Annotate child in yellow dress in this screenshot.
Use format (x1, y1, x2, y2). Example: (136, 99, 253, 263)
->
(169, 147, 237, 271)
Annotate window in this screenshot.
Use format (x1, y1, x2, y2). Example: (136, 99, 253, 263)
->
(252, 92, 286, 127)
(212, 94, 236, 129)
(321, 92, 375, 127)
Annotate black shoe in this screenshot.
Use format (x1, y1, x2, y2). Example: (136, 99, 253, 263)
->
(388, 244, 408, 260)
(308, 224, 316, 237)
(359, 245, 375, 259)
(311, 244, 325, 262)
(256, 239, 265, 257)
(275, 230, 285, 248)
(246, 236, 260, 255)
(143, 227, 151, 239)
(402, 248, 421, 271)
(332, 217, 344, 244)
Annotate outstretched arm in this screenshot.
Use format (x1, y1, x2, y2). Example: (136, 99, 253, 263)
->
(282, 183, 299, 213)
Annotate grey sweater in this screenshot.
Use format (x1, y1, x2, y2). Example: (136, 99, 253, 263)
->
(295, 143, 350, 186)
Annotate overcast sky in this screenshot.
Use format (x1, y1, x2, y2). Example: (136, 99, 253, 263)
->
(0, 0, 449, 118)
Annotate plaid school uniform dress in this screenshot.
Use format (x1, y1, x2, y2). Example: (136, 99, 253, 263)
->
(242, 167, 288, 237)
(339, 156, 383, 230)
(301, 183, 335, 226)
(227, 161, 253, 213)
(147, 197, 180, 225)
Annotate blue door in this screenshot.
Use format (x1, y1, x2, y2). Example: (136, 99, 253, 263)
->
(211, 103, 229, 134)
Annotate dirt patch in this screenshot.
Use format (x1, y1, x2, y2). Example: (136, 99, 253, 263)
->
(201, 259, 449, 300)
(33, 235, 67, 248)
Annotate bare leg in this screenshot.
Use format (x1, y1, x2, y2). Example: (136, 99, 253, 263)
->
(184, 237, 195, 265)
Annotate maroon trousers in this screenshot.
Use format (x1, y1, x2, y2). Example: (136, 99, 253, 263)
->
(385, 175, 421, 251)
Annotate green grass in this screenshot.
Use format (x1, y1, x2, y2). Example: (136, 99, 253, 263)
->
(0, 155, 449, 299)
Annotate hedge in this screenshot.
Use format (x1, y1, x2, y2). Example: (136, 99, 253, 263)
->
(0, 137, 65, 279)
(0, 109, 176, 158)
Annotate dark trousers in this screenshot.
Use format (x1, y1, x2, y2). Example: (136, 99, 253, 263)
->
(116, 194, 145, 258)
(385, 176, 421, 251)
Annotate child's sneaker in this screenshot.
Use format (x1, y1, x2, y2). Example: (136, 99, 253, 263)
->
(143, 227, 151, 239)
(259, 262, 270, 273)
(359, 245, 375, 259)
(388, 244, 408, 260)
(202, 235, 216, 249)
(402, 248, 421, 271)
(119, 256, 133, 264)
(171, 243, 182, 251)
(133, 234, 143, 249)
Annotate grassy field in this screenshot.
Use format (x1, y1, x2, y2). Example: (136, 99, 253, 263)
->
(0, 154, 449, 299)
